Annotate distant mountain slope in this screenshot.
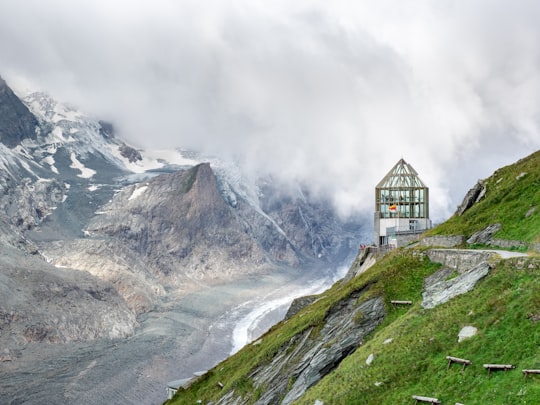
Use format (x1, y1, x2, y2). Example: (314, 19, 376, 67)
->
(168, 149, 540, 405)
(0, 76, 38, 147)
(0, 76, 365, 343)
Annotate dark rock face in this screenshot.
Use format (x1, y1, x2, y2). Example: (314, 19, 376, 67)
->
(98, 120, 115, 138)
(119, 143, 142, 163)
(284, 295, 319, 320)
(216, 289, 385, 405)
(0, 76, 38, 147)
(455, 181, 486, 216)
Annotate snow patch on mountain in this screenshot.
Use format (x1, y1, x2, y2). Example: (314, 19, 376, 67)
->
(41, 155, 59, 174)
(128, 185, 148, 201)
(70, 152, 96, 178)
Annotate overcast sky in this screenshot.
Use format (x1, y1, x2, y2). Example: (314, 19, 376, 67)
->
(1, 0, 540, 222)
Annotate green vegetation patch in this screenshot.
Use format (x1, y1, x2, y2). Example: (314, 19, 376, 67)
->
(297, 258, 540, 405)
(427, 150, 540, 243)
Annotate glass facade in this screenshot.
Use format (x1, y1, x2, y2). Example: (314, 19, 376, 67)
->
(375, 159, 429, 219)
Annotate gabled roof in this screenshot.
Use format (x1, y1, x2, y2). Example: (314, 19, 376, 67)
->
(376, 158, 427, 189)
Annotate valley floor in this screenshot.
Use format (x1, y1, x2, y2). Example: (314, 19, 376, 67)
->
(0, 265, 344, 405)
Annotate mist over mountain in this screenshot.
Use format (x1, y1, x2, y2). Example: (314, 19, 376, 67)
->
(0, 77, 365, 403)
(2, 1, 540, 222)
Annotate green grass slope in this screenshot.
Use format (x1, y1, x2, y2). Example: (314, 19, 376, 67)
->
(298, 256, 540, 405)
(168, 149, 540, 404)
(427, 149, 540, 244)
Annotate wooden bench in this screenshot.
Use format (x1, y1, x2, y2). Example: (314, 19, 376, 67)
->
(446, 355, 472, 372)
(522, 369, 540, 378)
(412, 395, 441, 404)
(483, 364, 515, 378)
(391, 300, 413, 307)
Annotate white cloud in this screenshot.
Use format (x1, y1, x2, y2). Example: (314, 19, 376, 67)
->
(1, 0, 540, 221)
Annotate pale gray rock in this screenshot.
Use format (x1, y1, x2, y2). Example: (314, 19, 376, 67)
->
(341, 248, 377, 283)
(467, 224, 501, 245)
(40, 238, 165, 313)
(366, 353, 374, 365)
(422, 262, 491, 309)
(86, 163, 361, 284)
(0, 177, 67, 230)
(458, 326, 478, 342)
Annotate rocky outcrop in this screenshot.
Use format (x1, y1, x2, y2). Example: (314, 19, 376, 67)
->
(217, 289, 385, 405)
(0, 76, 38, 147)
(341, 248, 377, 283)
(466, 224, 530, 250)
(0, 177, 67, 230)
(422, 249, 496, 309)
(455, 181, 486, 216)
(422, 262, 491, 309)
(98, 120, 115, 138)
(284, 295, 319, 320)
(466, 224, 502, 244)
(119, 143, 142, 163)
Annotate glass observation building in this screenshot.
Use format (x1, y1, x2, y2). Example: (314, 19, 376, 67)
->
(374, 158, 431, 247)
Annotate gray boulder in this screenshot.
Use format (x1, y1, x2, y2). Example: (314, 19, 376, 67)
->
(467, 224, 501, 244)
(455, 181, 486, 216)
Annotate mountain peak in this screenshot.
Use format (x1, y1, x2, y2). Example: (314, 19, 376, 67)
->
(0, 76, 39, 148)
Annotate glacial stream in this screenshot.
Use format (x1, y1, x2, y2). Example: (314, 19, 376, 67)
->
(1, 265, 347, 405)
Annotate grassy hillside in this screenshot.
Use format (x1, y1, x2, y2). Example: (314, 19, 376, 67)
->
(298, 256, 540, 404)
(167, 250, 442, 404)
(427, 149, 540, 243)
(168, 149, 540, 404)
